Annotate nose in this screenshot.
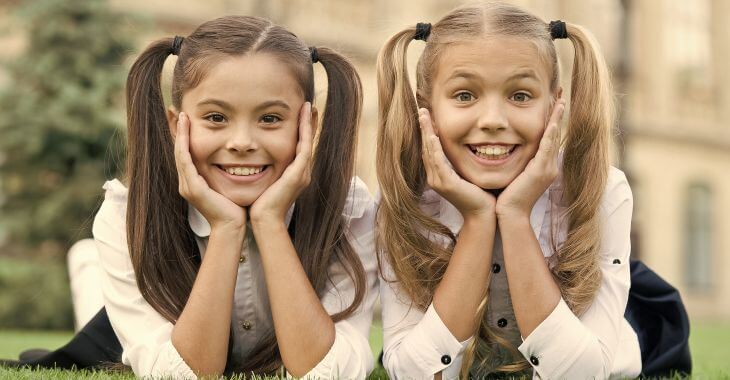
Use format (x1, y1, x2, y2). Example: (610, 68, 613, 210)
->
(226, 124, 258, 153)
(477, 97, 508, 132)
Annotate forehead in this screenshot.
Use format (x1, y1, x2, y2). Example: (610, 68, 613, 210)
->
(184, 53, 304, 107)
(433, 36, 551, 87)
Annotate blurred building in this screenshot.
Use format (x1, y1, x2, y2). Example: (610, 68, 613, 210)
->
(1, 0, 728, 319)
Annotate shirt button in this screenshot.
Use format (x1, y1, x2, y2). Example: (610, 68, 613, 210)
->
(239, 255, 247, 263)
(497, 318, 508, 328)
(241, 320, 252, 330)
(492, 263, 501, 273)
(612, 258, 621, 264)
(530, 355, 540, 366)
(441, 354, 451, 365)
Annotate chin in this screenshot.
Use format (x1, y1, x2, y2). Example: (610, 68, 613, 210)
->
(220, 190, 262, 207)
(469, 173, 515, 190)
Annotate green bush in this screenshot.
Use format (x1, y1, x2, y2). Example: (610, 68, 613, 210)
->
(0, 0, 133, 259)
(0, 258, 73, 329)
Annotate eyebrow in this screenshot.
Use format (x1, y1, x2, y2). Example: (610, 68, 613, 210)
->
(506, 69, 540, 82)
(445, 70, 480, 82)
(196, 98, 291, 112)
(253, 100, 291, 113)
(445, 69, 541, 83)
(197, 98, 233, 111)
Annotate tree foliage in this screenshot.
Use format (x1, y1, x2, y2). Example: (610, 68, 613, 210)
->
(0, 0, 133, 258)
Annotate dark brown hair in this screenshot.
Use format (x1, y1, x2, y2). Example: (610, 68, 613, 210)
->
(125, 15, 365, 374)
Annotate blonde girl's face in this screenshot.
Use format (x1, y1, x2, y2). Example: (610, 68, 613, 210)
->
(170, 53, 310, 207)
(429, 36, 557, 190)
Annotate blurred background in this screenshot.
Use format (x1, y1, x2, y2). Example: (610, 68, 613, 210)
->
(0, 0, 728, 376)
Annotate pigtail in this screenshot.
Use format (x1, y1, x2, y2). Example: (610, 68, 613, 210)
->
(125, 38, 198, 322)
(552, 23, 613, 315)
(375, 28, 455, 310)
(293, 47, 367, 321)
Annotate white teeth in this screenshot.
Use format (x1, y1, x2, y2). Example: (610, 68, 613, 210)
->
(473, 145, 513, 159)
(224, 166, 264, 176)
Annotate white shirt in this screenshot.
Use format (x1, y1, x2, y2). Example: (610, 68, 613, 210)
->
(380, 167, 642, 380)
(92, 177, 378, 379)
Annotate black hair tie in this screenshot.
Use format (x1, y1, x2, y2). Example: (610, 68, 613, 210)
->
(549, 20, 568, 40)
(171, 36, 184, 55)
(414, 22, 431, 41)
(309, 46, 319, 64)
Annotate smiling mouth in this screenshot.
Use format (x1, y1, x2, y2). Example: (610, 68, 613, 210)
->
(216, 165, 269, 177)
(468, 144, 517, 160)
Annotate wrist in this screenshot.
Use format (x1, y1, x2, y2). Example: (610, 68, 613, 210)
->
(250, 216, 287, 234)
(496, 208, 531, 225)
(461, 208, 496, 226)
(210, 221, 246, 238)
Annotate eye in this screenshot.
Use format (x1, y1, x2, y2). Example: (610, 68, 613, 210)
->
(455, 92, 475, 102)
(204, 113, 226, 123)
(261, 114, 281, 124)
(511, 92, 532, 102)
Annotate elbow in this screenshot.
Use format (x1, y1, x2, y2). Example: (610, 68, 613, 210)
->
(289, 333, 371, 379)
(553, 337, 613, 380)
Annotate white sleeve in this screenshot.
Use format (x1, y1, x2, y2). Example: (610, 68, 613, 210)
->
(380, 257, 473, 380)
(518, 170, 640, 379)
(293, 177, 379, 379)
(92, 181, 197, 379)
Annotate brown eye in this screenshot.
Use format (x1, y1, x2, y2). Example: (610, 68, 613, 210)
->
(261, 114, 281, 124)
(205, 113, 226, 123)
(456, 92, 474, 102)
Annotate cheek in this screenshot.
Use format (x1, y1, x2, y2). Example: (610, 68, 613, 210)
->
(187, 128, 218, 168)
(266, 128, 298, 167)
(433, 110, 474, 157)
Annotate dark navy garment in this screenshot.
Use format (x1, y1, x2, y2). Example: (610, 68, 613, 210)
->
(625, 260, 692, 377)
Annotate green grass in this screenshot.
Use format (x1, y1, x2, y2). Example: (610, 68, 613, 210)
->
(1, 321, 728, 379)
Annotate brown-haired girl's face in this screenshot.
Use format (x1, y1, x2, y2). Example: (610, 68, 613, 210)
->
(171, 53, 306, 206)
(429, 36, 556, 190)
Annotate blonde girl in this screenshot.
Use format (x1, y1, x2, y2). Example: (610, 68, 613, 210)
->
(377, 3, 640, 379)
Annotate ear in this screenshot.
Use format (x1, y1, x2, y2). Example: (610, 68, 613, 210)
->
(166, 106, 179, 138)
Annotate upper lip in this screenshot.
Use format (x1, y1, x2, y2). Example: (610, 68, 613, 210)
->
(467, 143, 518, 148)
(216, 163, 268, 168)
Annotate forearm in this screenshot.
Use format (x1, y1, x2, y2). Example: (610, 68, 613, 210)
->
(498, 213, 560, 338)
(171, 226, 243, 377)
(252, 219, 335, 377)
(432, 214, 496, 341)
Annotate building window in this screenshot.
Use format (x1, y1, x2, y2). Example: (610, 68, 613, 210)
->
(684, 183, 713, 291)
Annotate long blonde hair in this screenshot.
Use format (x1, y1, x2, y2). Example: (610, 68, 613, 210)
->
(376, 2, 613, 376)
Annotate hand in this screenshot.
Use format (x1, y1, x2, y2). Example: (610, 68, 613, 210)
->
(174, 112, 247, 232)
(419, 108, 496, 221)
(496, 100, 566, 219)
(249, 102, 314, 225)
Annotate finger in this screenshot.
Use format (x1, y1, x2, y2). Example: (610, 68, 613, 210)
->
(174, 113, 203, 190)
(429, 134, 455, 182)
(418, 109, 436, 181)
(536, 103, 564, 162)
(299, 102, 314, 158)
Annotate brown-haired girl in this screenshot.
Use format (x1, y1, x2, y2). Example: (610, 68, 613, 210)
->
(17, 15, 377, 378)
(376, 3, 640, 379)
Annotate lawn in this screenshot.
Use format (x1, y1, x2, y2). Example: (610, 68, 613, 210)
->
(1, 320, 728, 379)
